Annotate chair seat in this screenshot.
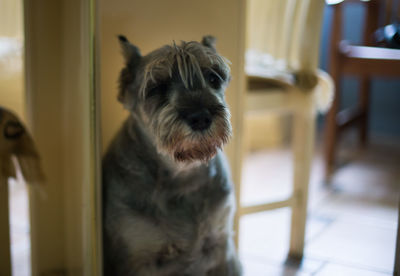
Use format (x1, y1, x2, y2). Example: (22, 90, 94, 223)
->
(339, 41, 400, 77)
(246, 69, 334, 113)
(246, 61, 297, 112)
(245, 49, 296, 89)
(246, 66, 295, 89)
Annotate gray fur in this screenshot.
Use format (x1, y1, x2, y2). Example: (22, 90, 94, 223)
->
(103, 36, 241, 276)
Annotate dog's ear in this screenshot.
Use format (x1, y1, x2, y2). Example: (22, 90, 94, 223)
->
(201, 35, 217, 52)
(118, 35, 142, 108)
(118, 35, 142, 65)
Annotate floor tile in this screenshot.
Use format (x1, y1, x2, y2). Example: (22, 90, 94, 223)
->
(305, 217, 396, 273)
(9, 177, 31, 276)
(239, 209, 326, 275)
(241, 148, 293, 206)
(315, 263, 391, 276)
(242, 257, 312, 276)
(239, 208, 291, 263)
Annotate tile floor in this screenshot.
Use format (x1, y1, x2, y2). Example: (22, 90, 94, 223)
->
(7, 133, 400, 276)
(240, 133, 399, 276)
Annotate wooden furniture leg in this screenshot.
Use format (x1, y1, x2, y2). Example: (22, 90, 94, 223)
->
(324, 3, 342, 179)
(324, 76, 340, 178)
(289, 95, 315, 259)
(359, 76, 370, 146)
(0, 178, 12, 276)
(357, 0, 377, 148)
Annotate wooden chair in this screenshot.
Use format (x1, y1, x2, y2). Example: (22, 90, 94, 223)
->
(235, 0, 333, 259)
(0, 107, 44, 276)
(324, 0, 400, 177)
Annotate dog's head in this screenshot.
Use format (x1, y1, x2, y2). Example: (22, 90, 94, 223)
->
(117, 35, 232, 163)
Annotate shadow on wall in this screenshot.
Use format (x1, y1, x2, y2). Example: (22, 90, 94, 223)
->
(318, 4, 400, 137)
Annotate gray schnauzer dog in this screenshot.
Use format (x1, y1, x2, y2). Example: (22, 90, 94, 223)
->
(102, 35, 242, 276)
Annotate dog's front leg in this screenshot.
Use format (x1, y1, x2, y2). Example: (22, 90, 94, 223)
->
(207, 256, 242, 276)
(206, 239, 242, 276)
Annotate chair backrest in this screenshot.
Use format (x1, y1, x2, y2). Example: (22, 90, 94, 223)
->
(246, 0, 325, 73)
(329, 0, 400, 46)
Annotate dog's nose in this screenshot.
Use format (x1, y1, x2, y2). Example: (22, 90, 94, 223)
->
(186, 110, 212, 131)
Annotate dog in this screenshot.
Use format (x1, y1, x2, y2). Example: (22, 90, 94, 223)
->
(102, 35, 242, 276)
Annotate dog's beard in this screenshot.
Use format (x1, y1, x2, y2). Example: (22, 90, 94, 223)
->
(151, 105, 232, 163)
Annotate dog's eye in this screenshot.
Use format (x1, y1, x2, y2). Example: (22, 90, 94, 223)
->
(147, 82, 169, 98)
(206, 73, 222, 89)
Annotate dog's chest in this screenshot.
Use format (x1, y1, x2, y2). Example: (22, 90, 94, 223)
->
(154, 185, 233, 270)
(137, 167, 233, 267)
(164, 173, 230, 216)
(159, 167, 232, 233)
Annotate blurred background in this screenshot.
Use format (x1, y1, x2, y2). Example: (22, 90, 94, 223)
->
(0, 0, 399, 275)
(241, 1, 399, 275)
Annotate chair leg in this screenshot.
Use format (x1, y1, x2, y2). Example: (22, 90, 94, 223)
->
(324, 79, 340, 179)
(0, 179, 12, 276)
(359, 77, 370, 146)
(289, 103, 315, 259)
(233, 115, 246, 250)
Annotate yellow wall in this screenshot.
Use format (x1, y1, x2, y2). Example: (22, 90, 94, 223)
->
(0, 0, 25, 120)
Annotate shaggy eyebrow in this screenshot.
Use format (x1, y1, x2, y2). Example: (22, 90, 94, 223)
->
(140, 42, 230, 97)
(204, 67, 226, 81)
